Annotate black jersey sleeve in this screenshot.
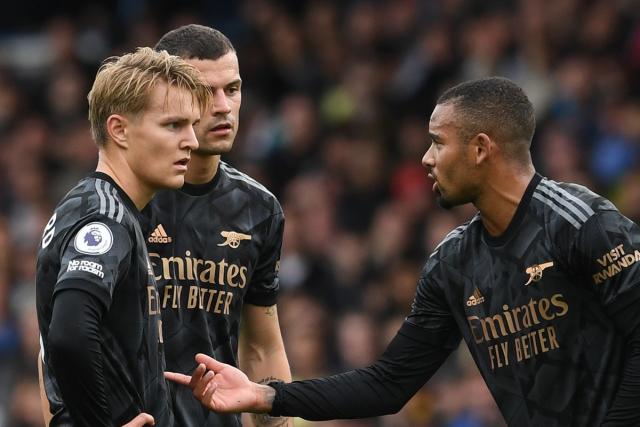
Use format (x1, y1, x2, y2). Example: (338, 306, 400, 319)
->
(48, 288, 110, 427)
(601, 323, 640, 426)
(270, 321, 453, 420)
(569, 208, 640, 424)
(55, 217, 133, 308)
(405, 257, 463, 349)
(570, 208, 640, 335)
(244, 212, 284, 306)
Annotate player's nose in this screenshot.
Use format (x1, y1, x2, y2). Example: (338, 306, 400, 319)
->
(211, 89, 231, 115)
(422, 144, 435, 169)
(184, 126, 199, 151)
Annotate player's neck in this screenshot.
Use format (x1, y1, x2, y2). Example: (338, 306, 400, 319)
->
(476, 164, 536, 237)
(185, 154, 221, 185)
(96, 156, 154, 211)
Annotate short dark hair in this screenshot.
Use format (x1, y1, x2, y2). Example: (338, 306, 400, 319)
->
(155, 24, 235, 60)
(437, 77, 535, 162)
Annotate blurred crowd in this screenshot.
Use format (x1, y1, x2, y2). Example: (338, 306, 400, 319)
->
(1, 0, 640, 426)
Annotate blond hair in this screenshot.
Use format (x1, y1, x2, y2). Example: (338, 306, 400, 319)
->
(88, 47, 211, 146)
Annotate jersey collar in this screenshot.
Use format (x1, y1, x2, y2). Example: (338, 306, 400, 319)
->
(482, 173, 543, 247)
(180, 165, 223, 196)
(89, 171, 140, 214)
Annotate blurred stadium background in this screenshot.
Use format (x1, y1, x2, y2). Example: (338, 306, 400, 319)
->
(1, 0, 640, 426)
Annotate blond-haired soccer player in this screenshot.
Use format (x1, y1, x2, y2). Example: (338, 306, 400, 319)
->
(36, 47, 210, 426)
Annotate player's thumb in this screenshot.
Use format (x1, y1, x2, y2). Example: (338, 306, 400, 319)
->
(123, 412, 155, 426)
(196, 352, 225, 371)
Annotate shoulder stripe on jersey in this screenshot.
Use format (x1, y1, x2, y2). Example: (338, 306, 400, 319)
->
(532, 193, 581, 229)
(104, 182, 117, 219)
(432, 215, 480, 253)
(112, 188, 124, 223)
(95, 179, 124, 223)
(535, 185, 589, 222)
(223, 165, 276, 199)
(96, 180, 107, 216)
(540, 180, 595, 217)
(432, 228, 463, 254)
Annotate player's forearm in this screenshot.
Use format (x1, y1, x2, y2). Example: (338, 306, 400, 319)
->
(267, 322, 452, 420)
(240, 343, 292, 382)
(240, 304, 293, 426)
(48, 289, 110, 426)
(602, 324, 640, 426)
(241, 344, 292, 426)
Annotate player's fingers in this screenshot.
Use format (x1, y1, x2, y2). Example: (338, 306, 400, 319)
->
(188, 363, 207, 389)
(203, 380, 219, 410)
(194, 370, 215, 399)
(122, 412, 155, 426)
(195, 353, 226, 372)
(164, 371, 192, 387)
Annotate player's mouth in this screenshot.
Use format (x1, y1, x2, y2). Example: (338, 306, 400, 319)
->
(428, 173, 439, 193)
(174, 157, 190, 172)
(208, 122, 233, 136)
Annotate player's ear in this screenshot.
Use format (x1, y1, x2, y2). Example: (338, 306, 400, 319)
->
(471, 132, 493, 166)
(106, 114, 129, 149)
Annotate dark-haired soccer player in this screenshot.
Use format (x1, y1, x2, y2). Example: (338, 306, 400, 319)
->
(168, 77, 640, 426)
(148, 25, 291, 427)
(36, 47, 210, 426)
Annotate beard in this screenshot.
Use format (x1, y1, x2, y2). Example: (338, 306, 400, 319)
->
(435, 187, 470, 210)
(193, 136, 234, 156)
(436, 192, 456, 210)
(194, 144, 231, 156)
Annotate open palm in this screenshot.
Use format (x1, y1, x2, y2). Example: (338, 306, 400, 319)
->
(165, 353, 259, 413)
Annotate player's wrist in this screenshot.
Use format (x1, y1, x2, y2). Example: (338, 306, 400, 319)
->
(252, 382, 277, 413)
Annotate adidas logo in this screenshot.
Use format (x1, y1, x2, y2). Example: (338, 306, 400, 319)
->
(148, 224, 172, 244)
(466, 287, 485, 306)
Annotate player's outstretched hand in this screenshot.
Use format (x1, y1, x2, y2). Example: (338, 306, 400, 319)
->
(122, 412, 154, 426)
(165, 353, 267, 413)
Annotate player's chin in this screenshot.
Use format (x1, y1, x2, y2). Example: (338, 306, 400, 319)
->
(437, 190, 471, 210)
(196, 139, 234, 156)
(158, 174, 186, 190)
(436, 195, 455, 210)
(435, 190, 457, 210)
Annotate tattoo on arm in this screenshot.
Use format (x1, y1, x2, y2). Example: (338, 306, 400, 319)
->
(251, 414, 289, 427)
(265, 306, 276, 317)
(252, 377, 289, 427)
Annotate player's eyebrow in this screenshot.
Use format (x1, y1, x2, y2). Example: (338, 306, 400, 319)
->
(429, 132, 440, 142)
(162, 115, 191, 123)
(207, 79, 243, 91)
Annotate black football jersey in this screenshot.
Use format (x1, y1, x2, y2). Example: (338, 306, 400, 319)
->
(36, 172, 173, 426)
(144, 161, 284, 427)
(408, 174, 640, 426)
